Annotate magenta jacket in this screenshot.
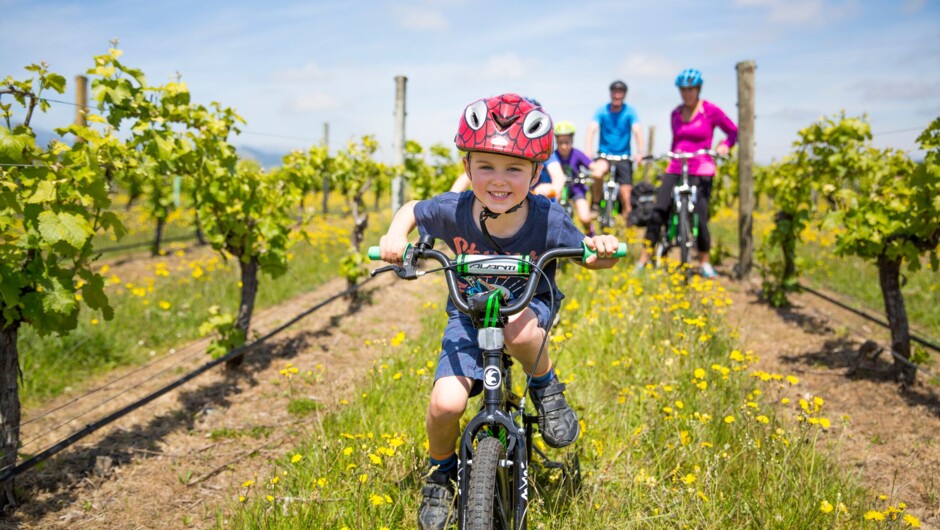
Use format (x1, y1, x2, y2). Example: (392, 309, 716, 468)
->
(667, 99, 737, 176)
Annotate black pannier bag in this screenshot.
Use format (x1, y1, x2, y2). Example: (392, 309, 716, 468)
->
(628, 180, 657, 227)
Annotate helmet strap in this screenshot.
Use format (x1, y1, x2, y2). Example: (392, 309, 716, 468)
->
(466, 156, 537, 254)
(478, 200, 525, 254)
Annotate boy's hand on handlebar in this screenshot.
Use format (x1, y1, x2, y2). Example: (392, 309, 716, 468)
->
(378, 233, 409, 264)
(582, 234, 621, 264)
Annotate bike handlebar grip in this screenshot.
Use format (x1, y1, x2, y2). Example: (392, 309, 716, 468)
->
(581, 242, 628, 261)
(367, 246, 381, 261)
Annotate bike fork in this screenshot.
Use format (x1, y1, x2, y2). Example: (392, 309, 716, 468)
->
(457, 328, 529, 529)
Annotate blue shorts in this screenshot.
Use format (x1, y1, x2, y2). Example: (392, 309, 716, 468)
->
(435, 296, 559, 397)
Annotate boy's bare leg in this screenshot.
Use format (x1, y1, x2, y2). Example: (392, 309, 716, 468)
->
(504, 308, 552, 375)
(426, 376, 473, 458)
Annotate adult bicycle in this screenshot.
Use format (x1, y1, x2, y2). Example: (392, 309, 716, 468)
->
(369, 236, 626, 529)
(595, 153, 633, 230)
(651, 149, 719, 271)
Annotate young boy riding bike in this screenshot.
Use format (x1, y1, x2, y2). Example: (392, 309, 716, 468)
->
(377, 93, 622, 530)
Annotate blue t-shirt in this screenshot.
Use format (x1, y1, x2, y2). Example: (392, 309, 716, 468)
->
(535, 152, 561, 186)
(593, 103, 639, 155)
(413, 190, 584, 302)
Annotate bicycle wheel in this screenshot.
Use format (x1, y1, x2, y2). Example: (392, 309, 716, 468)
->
(467, 436, 513, 530)
(677, 196, 691, 267)
(602, 188, 616, 229)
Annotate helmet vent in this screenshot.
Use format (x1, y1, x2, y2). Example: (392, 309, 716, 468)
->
(491, 113, 519, 131)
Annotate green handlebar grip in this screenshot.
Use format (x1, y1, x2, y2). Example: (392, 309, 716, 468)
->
(582, 242, 628, 260)
(367, 246, 381, 261)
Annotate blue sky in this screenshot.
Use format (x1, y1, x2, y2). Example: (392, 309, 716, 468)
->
(2, 0, 938, 165)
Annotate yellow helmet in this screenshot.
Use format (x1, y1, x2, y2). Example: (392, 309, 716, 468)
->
(553, 121, 576, 136)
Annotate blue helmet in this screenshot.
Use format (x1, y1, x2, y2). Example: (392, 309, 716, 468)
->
(675, 68, 703, 88)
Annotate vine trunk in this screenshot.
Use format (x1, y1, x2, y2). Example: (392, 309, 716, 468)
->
(876, 253, 915, 385)
(0, 321, 21, 509)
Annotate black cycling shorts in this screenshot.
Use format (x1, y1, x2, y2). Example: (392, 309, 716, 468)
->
(609, 159, 634, 186)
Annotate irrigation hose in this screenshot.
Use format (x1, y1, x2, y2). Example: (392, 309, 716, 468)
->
(0, 277, 374, 482)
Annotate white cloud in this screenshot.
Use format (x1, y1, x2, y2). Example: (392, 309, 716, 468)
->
(275, 62, 328, 83)
(394, 6, 449, 31)
(733, 0, 859, 26)
(902, 0, 926, 14)
(619, 53, 680, 79)
(281, 93, 341, 113)
(481, 53, 528, 80)
(857, 80, 940, 101)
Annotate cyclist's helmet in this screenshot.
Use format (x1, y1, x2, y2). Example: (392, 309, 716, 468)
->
(554, 121, 576, 136)
(455, 93, 554, 163)
(609, 80, 628, 92)
(675, 68, 704, 88)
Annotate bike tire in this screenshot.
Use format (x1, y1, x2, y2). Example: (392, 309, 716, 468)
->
(602, 193, 616, 229)
(466, 437, 513, 530)
(678, 196, 691, 267)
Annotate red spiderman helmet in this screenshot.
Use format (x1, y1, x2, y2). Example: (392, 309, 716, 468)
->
(454, 93, 554, 163)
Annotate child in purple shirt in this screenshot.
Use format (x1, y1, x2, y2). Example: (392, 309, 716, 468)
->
(552, 121, 596, 235)
(637, 68, 738, 278)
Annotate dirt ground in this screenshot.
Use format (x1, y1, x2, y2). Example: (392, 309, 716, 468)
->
(720, 269, 940, 528)
(3, 257, 939, 529)
(3, 270, 437, 530)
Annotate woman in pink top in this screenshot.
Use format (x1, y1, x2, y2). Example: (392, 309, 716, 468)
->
(636, 68, 737, 277)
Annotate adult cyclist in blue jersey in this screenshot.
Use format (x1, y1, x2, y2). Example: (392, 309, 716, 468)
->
(584, 80, 645, 225)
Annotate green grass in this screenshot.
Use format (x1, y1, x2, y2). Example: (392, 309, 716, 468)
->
(222, 264, 913, 528)
(18, 199, 392, 408)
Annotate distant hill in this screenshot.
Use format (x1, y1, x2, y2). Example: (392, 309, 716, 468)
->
(237, 146, 285, 169)
(27, 129, 286, 169)
(33, 128, 65, 147)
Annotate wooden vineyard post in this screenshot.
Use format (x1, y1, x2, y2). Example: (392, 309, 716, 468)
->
(643, 125, 655, 180)
(321, 122, 330, 214)
(735, 60, 756, 280)
(392, 75, 407, 214)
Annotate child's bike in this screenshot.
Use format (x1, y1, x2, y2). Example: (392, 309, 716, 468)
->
(651, 149, 718, 271)
(558, 167, 593, 223)
(369, 237, 626, 529)
(595, 153, 633, 230)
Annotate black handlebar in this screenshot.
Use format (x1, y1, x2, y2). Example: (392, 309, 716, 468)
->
(369, 237, 626, 319)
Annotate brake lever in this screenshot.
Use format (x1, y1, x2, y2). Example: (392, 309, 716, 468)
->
(370, 244, 421, 280)
(371, 265, 403, 278)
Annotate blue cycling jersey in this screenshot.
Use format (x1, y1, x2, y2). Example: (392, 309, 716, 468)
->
(593, 103, 639, 155)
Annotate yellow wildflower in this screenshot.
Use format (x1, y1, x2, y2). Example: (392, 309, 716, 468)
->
(369, 493, 385, 506)
(820, 500, 833, 513)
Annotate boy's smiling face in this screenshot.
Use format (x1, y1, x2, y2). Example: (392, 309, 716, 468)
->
(464, 151, 540, 215)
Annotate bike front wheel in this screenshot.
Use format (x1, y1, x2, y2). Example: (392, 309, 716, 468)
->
(677, 197, 692, 267)
(466, 436, 514, 530)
